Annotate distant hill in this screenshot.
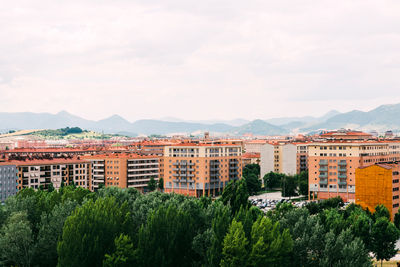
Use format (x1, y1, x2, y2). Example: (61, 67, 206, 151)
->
(1, 104, 400, 135)
(231, 120, 286, 135)
(301, 104, 400, 132)
(265, 110, 341, 126)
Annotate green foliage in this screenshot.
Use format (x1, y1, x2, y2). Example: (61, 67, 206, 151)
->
(147, 177, 157, 191)
(103, 234, 137, 267)
(371, 217, 400, 264)
(57, 197, 133, 267)
(34, 200, 78, 267)
(244, 173, 261, 195)
(394, 210, 400, 229)
(136, 202, 202, 266)
(158, 177, 164, 190)
(206, 202, 232, 267)
(249, 217, 293, 267)
(0, 211, 33, 267)
(221, 179, 249, 214)
(220, 219, 248, 267)
(263, 172, 282, 190)
(373, 204, 391, 221)
(243, 164, 260, 179)
(0, 185, 380, 267)
(281, 175, 297, 197)
(296, 171, 309, 196)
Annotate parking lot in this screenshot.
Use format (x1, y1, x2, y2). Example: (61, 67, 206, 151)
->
(249, 192, 308, 212)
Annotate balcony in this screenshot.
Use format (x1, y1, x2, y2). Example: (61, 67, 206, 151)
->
(319, 173, 328, 178)
(173, 168, 179, 171)
(338, 180, 347, 185)
(319, 167, 328, 171)
(338, 167, 347, 171)
(338, 161, 347, 166)
(338, 174, 347, 179)
(319, 179, 328, 185)
(319, 160, 328, 165)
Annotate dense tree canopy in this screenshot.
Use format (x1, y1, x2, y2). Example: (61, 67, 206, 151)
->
(0, 183, 396, 266)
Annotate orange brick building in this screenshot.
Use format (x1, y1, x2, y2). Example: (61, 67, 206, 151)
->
(163, 144, 242, 197)
(83, 153, 160, 192)
(355, 163, 400, 220)
(309, 141, 400, 202)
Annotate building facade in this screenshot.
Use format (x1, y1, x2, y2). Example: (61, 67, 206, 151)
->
(355, 164, 400, 221)
(0, 164, 18, 201)
(83, 154, 160, 192)
(14, 158, 91, 191)
(308, 141, 400, 202)
(260, 143, 297, 178)
(163, 144, 242, 197)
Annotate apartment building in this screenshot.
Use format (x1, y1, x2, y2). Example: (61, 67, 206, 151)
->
(0, 164, 18, 201)
(83, 153, 159, 192)
(14, 158, 91, 191)
(163, 144, 242, 197)
(242, 152, 260, 166)
(244, 140, 267, 153)
(296, 143, 309, 174)
(355, 163, 400, 221)
(260, 143, 297, 177)
(308, 141, 400, 202)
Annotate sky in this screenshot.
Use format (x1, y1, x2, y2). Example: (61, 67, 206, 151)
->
(1, 0, 400, 122)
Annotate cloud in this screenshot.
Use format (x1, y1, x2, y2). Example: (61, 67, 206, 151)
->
(1, 0, 400, 121)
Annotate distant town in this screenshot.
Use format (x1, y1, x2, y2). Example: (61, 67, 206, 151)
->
(0, 127, 399, 219)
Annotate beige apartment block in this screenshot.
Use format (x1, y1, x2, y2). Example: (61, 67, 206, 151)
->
(260, 143, 297, 178)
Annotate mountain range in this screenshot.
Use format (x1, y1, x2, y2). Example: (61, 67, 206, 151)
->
(0, 103, 400, 136)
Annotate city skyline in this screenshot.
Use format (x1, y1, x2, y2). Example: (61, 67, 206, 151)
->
(1, 0, 400, 121)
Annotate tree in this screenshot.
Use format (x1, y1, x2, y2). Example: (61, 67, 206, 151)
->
(206, 202, 232, 267)
(297, 171, 308, 196)
(57, 197, 132, 267)
(220, 219, 248, 267)
(147, 177, 157, 192)
(243, 164, 260, 180)
(244, 173, 261, 195)
(158, 177, 164, 191)
(103, 234, 137, 267)
(394, 211, 400, 230)
(248, 217, 293, 267)
(281, 175, 297, 198)
(48, 183, 55, 192)
(371, 217, 400, 266)
(136, 203, 200, 266)
(263, 172, 281, 190)
(321, 229, 371, 267)
(34, 200, 77, 267)
(221, 179, 249, 214)
(0, 211, 33, 267)
(373, 204, 391, 221)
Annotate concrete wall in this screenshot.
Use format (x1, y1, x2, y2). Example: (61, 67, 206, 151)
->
(260, 144, 274, 178)
(281, 144, 297, 175)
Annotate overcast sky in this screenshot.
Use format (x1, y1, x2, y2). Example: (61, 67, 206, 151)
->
(1, 0, 400, 122)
